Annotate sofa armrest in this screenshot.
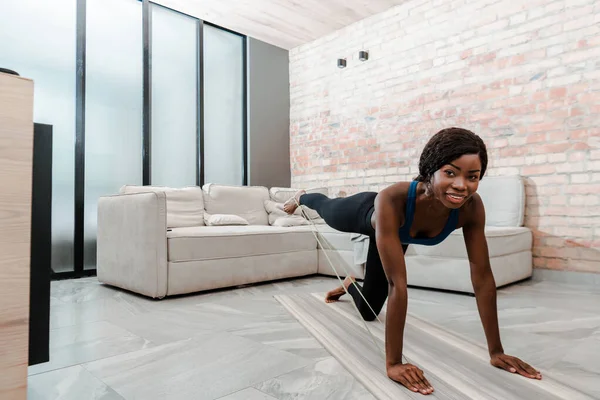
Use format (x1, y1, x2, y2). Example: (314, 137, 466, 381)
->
(96, 191, 168, 298)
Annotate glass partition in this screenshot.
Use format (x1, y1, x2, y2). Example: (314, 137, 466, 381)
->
(84, 0, 144, 269)
(150, 4, 199, 187)
(203, 25, 245, 185)
(0, 0, 77, 273)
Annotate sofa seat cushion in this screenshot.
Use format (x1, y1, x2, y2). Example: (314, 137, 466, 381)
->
(405, 226, 532, 259)
(167, 226, 317, 262)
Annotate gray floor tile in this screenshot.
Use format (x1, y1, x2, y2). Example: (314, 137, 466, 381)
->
(27, 365, 124, 400)
(106, 307, 216, 345)
(84, 331, 312, 400)
(216, 387, 279, 400)
(113, 295, 294, 338)
(28, 320, 154, 376)
(49, 295, 156, 330)
(228, 319, 332, 361)
(255, 357, 376, 400)
(52, 278, 122, 304)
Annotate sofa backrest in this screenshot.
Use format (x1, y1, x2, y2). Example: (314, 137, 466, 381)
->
(119, 185, 205, 227)
(202, 183, 270, 225)
(476, 175, 525, 227)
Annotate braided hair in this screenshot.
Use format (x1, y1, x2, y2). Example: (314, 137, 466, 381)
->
(415, 127, 488, 186)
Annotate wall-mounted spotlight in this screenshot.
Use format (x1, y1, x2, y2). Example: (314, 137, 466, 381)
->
(358, 50, 369, 61)
(337, 58, 347, 68)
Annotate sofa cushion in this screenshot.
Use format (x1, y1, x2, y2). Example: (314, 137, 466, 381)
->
(202, 184, 269, 225)
(167, 225, 316, 262)
(405, 226, 532, 259)
(477, 175, 525, 227)
(119, 185, 204, 228)
(271, 215, 309, 227)
(204, 213, 249, 226)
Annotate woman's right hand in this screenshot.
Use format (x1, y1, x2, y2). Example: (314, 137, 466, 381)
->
(387, 363, 434, 395)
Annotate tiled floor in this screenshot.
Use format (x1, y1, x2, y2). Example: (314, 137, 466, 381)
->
(27, 275, 600, 400)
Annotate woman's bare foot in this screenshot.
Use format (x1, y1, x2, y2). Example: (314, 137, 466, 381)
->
(325, 276, 356, 303)
(282, 190, 306, 214)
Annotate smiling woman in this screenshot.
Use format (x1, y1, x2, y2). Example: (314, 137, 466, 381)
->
(281, 127, 542, 395)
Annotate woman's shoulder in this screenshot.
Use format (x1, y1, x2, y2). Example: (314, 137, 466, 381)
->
(381, 180, 416, 194)
(375, 181, 415, 221)
(378, 181, 414, 203)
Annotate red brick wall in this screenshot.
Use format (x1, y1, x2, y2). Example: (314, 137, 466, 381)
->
(289, 0, 600, 273)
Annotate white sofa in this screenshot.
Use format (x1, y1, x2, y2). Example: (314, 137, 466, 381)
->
(96, 176, 532, 298)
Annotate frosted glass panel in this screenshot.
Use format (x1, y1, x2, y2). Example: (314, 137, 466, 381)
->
(203, 25, 245, 185)
(0, 0, 76, 273)
(151, 5, 198, 187)
(85, 0, 143, 269)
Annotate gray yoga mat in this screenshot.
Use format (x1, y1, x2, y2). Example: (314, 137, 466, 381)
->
(274, 293, 593, 400)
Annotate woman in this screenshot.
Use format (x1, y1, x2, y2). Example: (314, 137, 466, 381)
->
(282, 127, 542, 395)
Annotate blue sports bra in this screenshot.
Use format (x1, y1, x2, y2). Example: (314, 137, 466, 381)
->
(398, 181, 460, 246)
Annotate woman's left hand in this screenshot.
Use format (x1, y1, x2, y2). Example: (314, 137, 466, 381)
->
(490, 353, 542, 380)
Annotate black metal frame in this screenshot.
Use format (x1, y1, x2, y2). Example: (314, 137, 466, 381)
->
(143, 0, 152, 185)
(52, 0, 248, 280)
(242, 35, 248, 186)
(29, 123, 53, 366)
(51, 269, 96, 281)
(197, 19, 204, 186)
(66, 0, 86, 280)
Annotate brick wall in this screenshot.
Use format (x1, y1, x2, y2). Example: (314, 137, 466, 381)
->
(289, 0, 600, 273)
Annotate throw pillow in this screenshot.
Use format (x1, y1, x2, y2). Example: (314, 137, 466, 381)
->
(204, 213, 249, 226)
(271, 215, 309, 227)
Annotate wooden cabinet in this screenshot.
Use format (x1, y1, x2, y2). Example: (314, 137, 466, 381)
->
(0, 71, 34, 399)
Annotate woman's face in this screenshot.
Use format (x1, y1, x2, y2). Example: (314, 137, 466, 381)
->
(430, 154, 482, 209)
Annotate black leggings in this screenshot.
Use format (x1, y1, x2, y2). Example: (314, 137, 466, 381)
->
(300, 192, 408, 321)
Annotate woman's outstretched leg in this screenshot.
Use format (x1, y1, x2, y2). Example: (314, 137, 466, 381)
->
(283, 190, 377, 236)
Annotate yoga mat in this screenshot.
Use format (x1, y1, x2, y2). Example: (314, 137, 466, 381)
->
(274, 293, 594, 400)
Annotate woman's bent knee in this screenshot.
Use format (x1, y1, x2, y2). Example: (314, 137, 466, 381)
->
(358, 305, 378, 321)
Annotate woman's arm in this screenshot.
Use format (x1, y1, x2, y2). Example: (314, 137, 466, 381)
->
(374, 187, 434, 395)
(374, 189, 408, 366)
(462, 193, 503, 355)
(463, 194, 542, 380)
